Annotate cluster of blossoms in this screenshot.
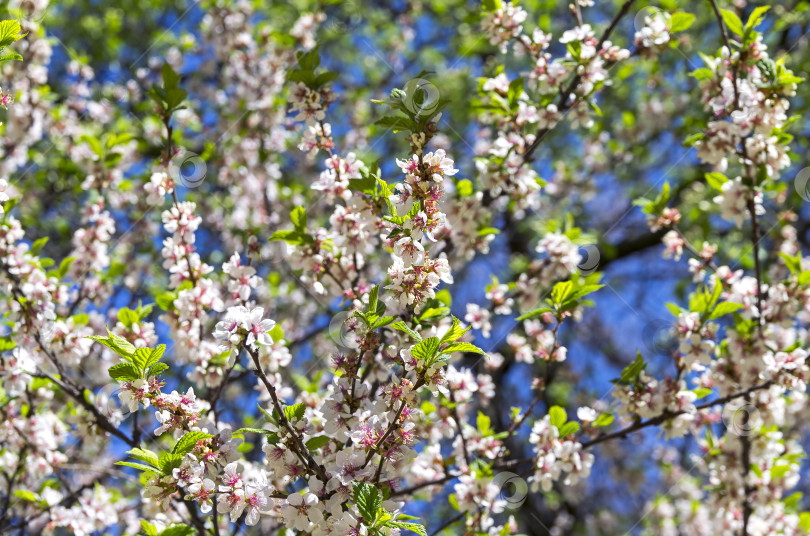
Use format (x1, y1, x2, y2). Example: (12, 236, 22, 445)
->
(528, 414, 594, 491)
(694, 37, 795, 179)
(634, 12, 672, 50)
(288, 82, 337, 124)
(386, 149, 457, 309)
(634, 8, 810, 535)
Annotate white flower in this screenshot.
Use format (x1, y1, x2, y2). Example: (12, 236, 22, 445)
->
(394, 235, 425, 267)
(282, 492, 322, 530)
(577, 406, 597, 423)
(213, 305, 276, 352)
(465, 303, 492, 338)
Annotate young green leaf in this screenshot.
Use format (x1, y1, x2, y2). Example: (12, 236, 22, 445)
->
(172, 431, 213, 456)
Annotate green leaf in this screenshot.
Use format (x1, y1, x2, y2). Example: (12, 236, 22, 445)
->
(148, 362, 169, 376)
(353, 482, 382, 523)
(705, 172, 728, 191)
(290, 206, 307, 231)
(349, 176, 379, 195)
(159, 525, 196, 536)
(551, 281, 574, 307)
(0, 20, 24, 48)
(548, 406, 567, 429)
(141, 521, 159, 536)
(709, 302, 743, 319)
(516, 307, 553, 321)
(391, 321, 422, 341)
(418, 307, 449, 322)
(161, 63, 180, 89)
(305, 435, 330, 450)
(744, 6, 770, 33)
(440, 316, 470, 344)
(506, 77, 524, 107)
(117, 307, 139, 328)
(126, 447, 160, 467)
(692, 388, 713, 399)
(593, 413, 614, 427)
(13, 490, 37, 502)
(54, 257, 75, 279)
(368, 284, 380, 315)
(172, 431, 213, 456)
(440, 342, 485, 356)
(370, 316, 395, 330)
(456, 179, 473, 196)
(411, 337, 441, 361)
(87, 330, 136, 358)
(615, 351, 646, 385)
(559, 421, 580, 437)
(690, 68, 713, 81)
(234, 428, 280, 444)
(297, 46, 320, 70)
(30, 237, 48, 255)
(568, 284, 605, 302)
(721, 9, 744, 36)
(314, 71, 339, 87)
(477, 412, 491, 436)
(155, 291, 176, 310)
(108, 362, 140, 381)
(288, 69, 315, 85)
(158, 453, 183, 475)
(132, 345, 166, 372)
(284, 402, 306, 422)
(669, 12, 695, 33)
(384, 522, 428, 536)
(477, 227, 499, 237)
(0, 51, 22, 62)
(114, 461, 158, 473)
(375, 116, 417, 133)
(799, 512, 810, 531)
